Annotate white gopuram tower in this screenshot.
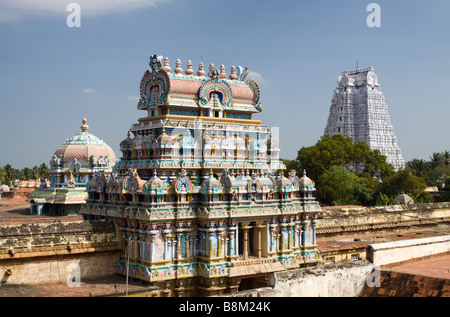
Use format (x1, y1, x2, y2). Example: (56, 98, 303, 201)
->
(324, 67, 405, 170)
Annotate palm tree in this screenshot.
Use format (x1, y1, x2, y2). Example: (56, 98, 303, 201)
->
(3, 164, 12, 182)
(430, 152, 443, 169)
(38, 163, 49, 179)
(407, 159, 427, 177)
(443, 150, 450, 168)
(32, 166, 40, 181)
(21, 167, 33, 181)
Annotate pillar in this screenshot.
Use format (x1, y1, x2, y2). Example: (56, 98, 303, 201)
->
(207, 230, 214, 257)
(227, 227, 236, 257)
(148, 230, 158, 261)
(312, 218, 318, 245)
(241, 223, 252, 260)
(185, 230, 191, 258)
(279, 223, 287, 251)
(269, 223, 277, 253)
(301, 220, 309, 246)
(255, 223, 265, 258)
(176, 230, 183, 260)
(162, 228, 172, 260)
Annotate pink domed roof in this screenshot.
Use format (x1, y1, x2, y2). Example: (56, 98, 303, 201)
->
(53, 118, 116, 168)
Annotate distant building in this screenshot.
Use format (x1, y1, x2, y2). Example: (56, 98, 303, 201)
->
(81, 54, 322, 296)
(324, 67, 405, 171)
(29, 119, 116, 215)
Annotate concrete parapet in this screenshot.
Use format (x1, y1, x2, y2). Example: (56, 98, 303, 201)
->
(366, 235, 450, 266)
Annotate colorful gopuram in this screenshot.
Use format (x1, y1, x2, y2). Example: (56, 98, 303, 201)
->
(81, 55, 321, 296)
(29, 119, 116, 215)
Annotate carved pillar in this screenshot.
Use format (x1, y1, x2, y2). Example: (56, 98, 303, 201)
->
(269, 223, 277, 253)
(162, 227, 172, 260)
(301, 219, 309, 246)
(207, 230, 214, 258)
(227, 226, 236, 257)
(287, 223, 293, 250)
(255, 223, 265, 258)
(312, 218, 318, 245)
(279, 223, 287, 251)
(138, 226, 146, 260)
(243, 228, 248, 260)
(148, 229, 158, 261)
(217, 228, 225, 258)
(294, 222, 300, 249)
(241, 223, 252, 260)
(200, 229, 207, 257)
(184, 229, 191, 258)
(176, 229, 183, 260)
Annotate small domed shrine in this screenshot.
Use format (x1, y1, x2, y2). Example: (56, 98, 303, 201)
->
(81, 55, 322, 296)
(29, 119, 116, 215)
(393, 193, 414, 205)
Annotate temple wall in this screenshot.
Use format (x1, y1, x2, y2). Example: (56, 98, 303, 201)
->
(0, 219, 118, 250)
(0, 252, 119, 285)
(317, 202, 450, 235)
(0, 219, 120, 285)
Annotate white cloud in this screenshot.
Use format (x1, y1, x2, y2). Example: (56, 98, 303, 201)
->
(0, 0, 169, 22)
(248, 71, 266, 84)
(82, 88, 95, 94)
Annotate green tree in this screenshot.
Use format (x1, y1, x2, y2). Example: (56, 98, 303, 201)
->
(2, 164, 21, 184)
(21, 167, 33, 181)
(375, 192, 394, 206)
(0, 167, 6, 184)
(3, 164, 13, 183)
(31, 166, 40, 180)
(443, 150, 450, 168)
(379, 167, 428, 200)
(430, 152, 443, 169)
(316, 165, 374, 206)
(407, 158, 429, 177)
(38, 163, 49, 179)
(296, 134, 393, 181)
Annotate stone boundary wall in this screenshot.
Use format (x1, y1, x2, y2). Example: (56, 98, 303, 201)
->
(0, 251, 120, 285)
(317, 202, 450, 235)
(366, 235, 450, 266)
(0, 219, 118, 252)
(0, 219, 121, 285)
(229, 260, 376, 297)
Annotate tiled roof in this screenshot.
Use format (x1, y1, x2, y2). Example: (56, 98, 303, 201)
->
(168, 76, 255, 101)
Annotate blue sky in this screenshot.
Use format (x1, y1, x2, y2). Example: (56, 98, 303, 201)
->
(0, 0, 449, 169)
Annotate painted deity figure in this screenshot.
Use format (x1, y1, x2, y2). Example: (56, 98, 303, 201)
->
(149, 54, 163, 72)
(67, 171, 76, 187)
(208, 64, 220, 81)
